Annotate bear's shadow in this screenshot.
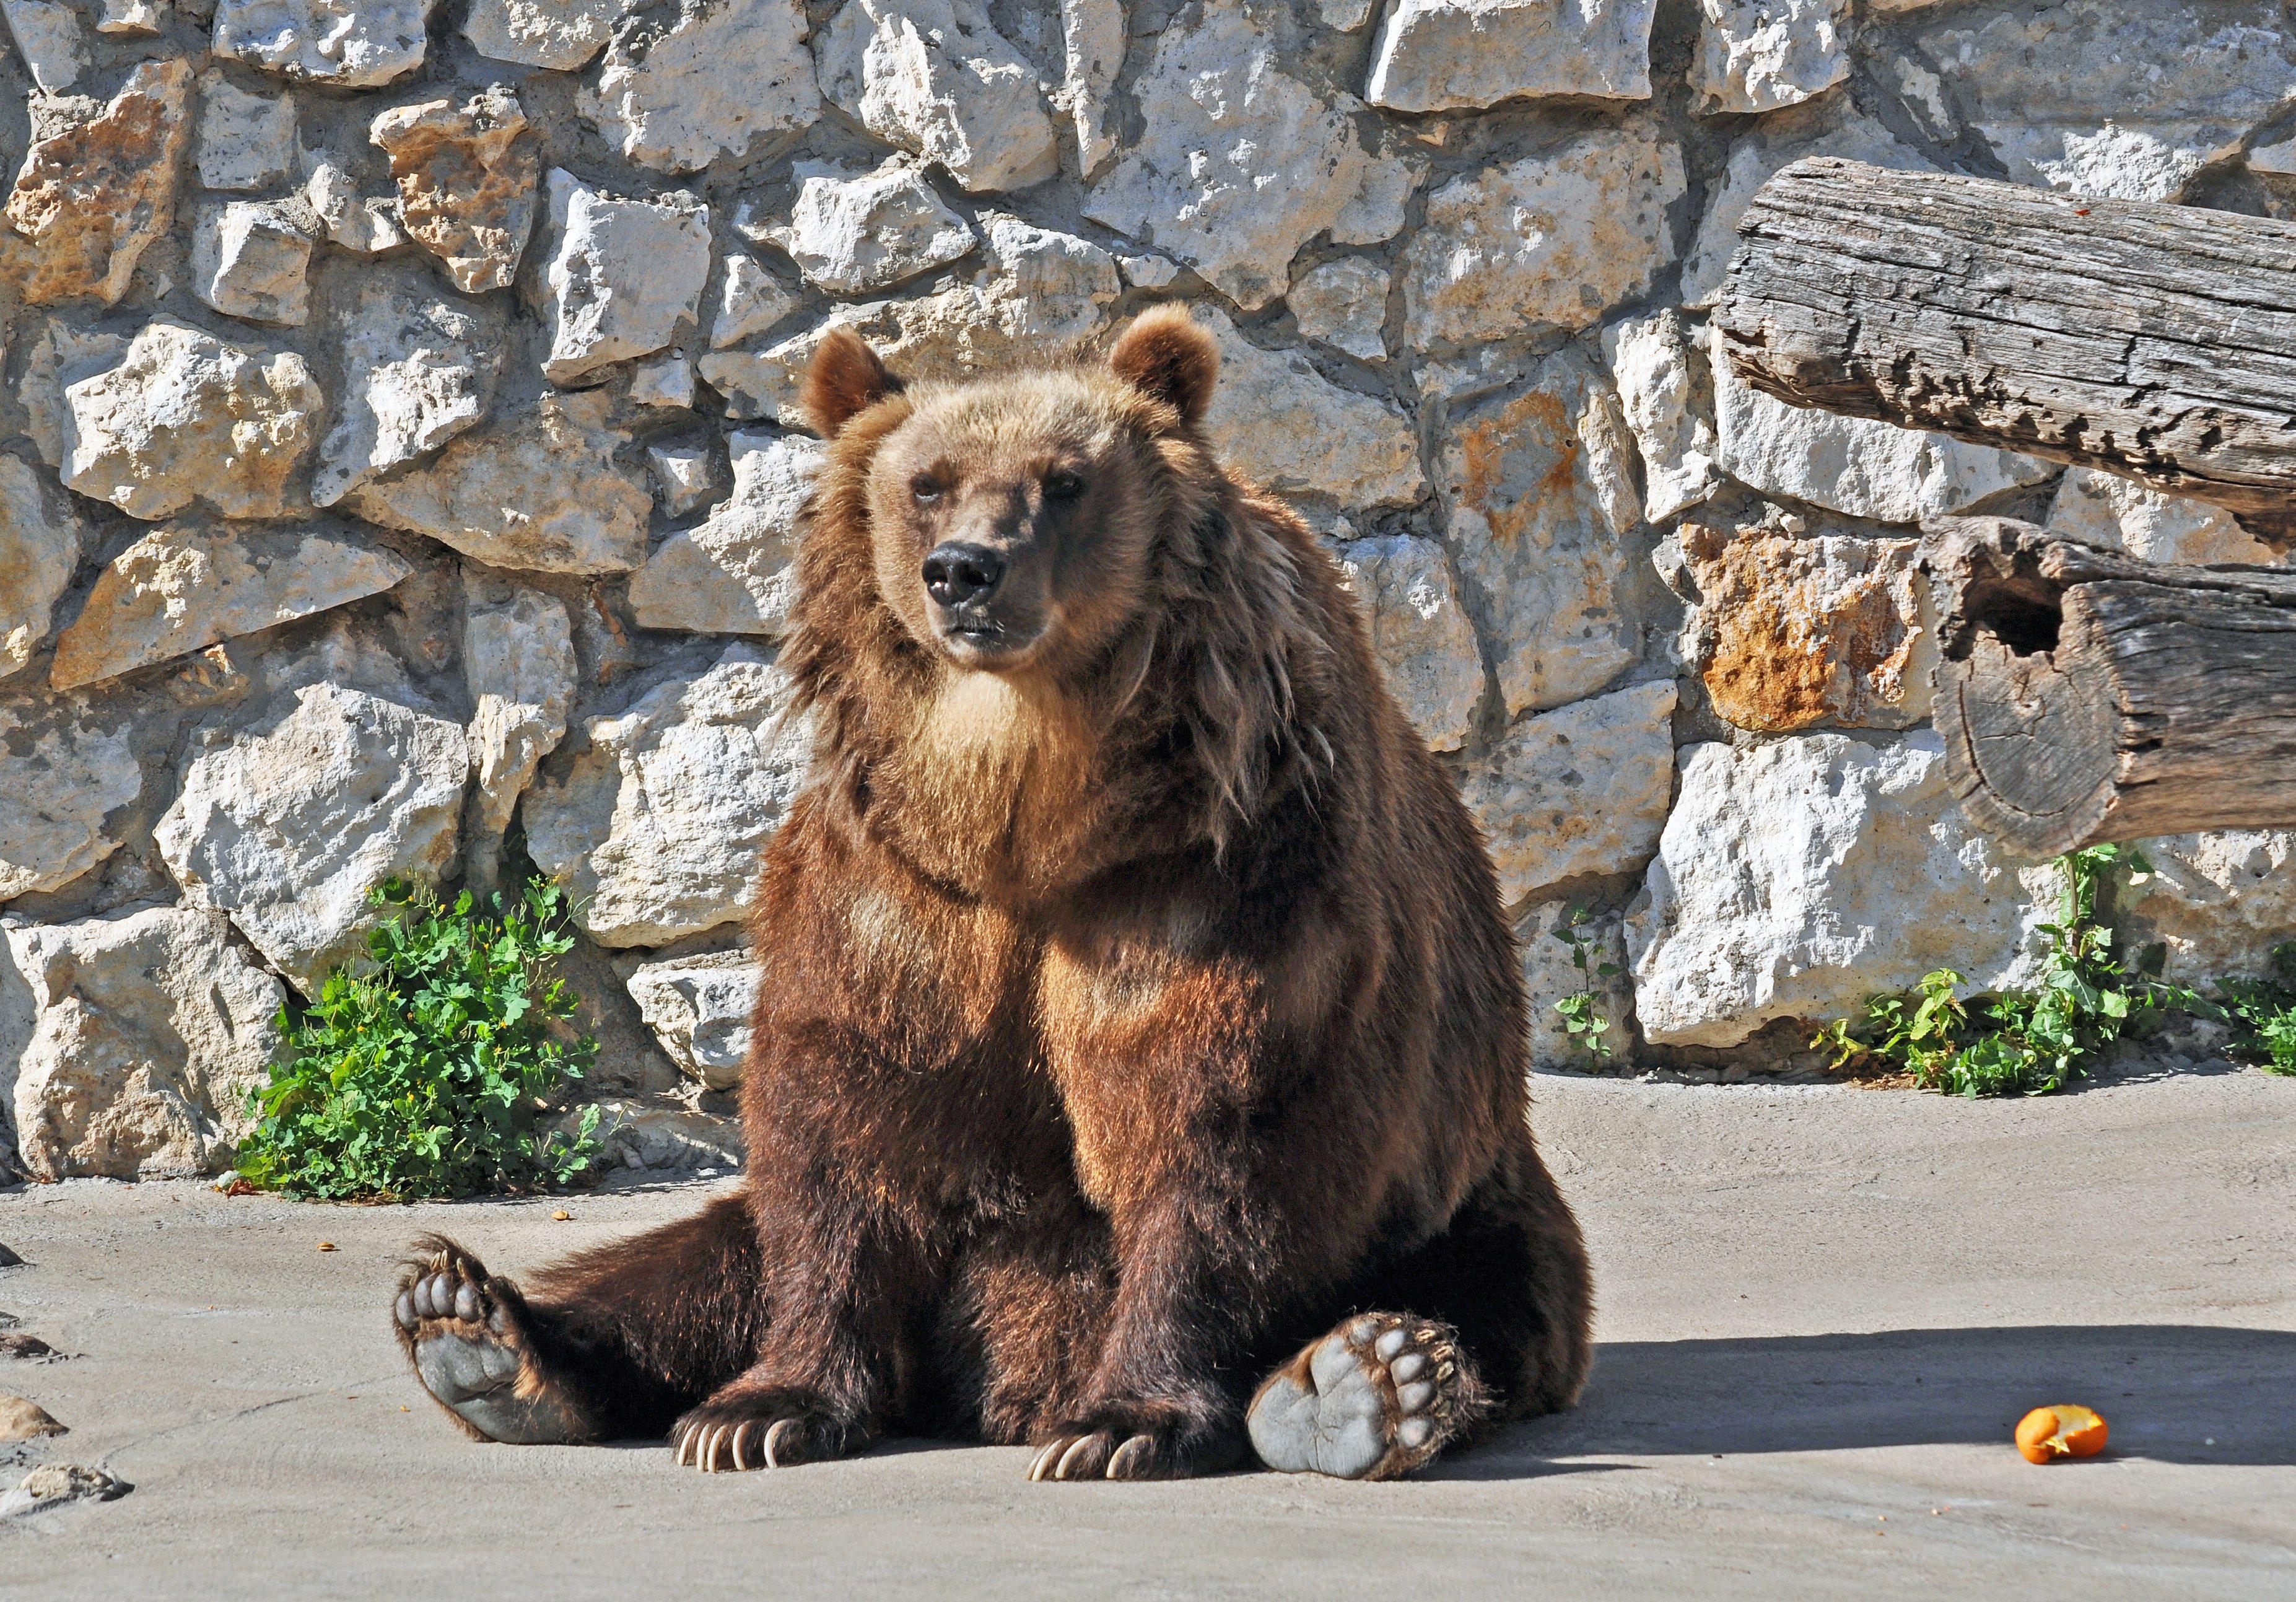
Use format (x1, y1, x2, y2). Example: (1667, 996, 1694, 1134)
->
(1433, 1323, 2296, 1478)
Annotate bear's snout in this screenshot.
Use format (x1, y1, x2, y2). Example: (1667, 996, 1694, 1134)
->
(922, 542, 1007, 610)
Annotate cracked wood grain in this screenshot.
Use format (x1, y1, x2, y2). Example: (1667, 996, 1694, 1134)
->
(1922, 518, 2296, 857)
(1716, 158, 2296, 544)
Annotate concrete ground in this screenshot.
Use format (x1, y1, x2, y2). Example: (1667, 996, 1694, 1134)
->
(1, 1059, 2290, 1600)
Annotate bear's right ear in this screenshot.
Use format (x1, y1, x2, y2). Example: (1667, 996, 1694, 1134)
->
(1109, 305, 1219, 429)
(803, 327, 903, 439)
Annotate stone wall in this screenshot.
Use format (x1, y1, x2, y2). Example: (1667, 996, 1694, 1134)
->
(2, 0, 2294, 1181)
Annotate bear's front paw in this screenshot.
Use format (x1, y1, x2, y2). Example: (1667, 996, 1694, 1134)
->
(672, 1388, 869, 1474)
(1026, 1406, 1247, 1482)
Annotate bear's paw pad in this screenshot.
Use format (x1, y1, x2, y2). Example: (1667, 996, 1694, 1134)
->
(393, 1239, 585, 1445)
(1246, 1312, 1482, 1480)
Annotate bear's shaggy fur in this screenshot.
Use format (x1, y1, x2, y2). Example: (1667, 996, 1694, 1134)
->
(391, 309, 1593, 1480)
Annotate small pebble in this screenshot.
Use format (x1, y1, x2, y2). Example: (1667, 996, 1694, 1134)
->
(0, 1395, 66, 1442)
(0, 1245, 21, 1268)
(551, 1210, 570, 1222)
(316, 1241, 336, 1252)
(0, 1463, 129, 1518)
(0, 1334, 56, 1360)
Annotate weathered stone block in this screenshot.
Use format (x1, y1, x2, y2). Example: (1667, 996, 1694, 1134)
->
(212, 0, 435, 85)
(1330, 532, 1482, 752)
(1901, 1, 2296, 202)
(817, 0, 1061, 195)
(766, 159, 976, 297)
(345, 392, 652, 574)
(1083, 6, 1396, 310)
(195, 69, 297, 192)
(2045, 468, 2287, 568)
(533, 170, 711, 385)
(1675, 522, 1933, 733)
(1604, 310, 1721, 523)
(1459, 680, 1677, 906)
(524, 644, 811, 948)
(2123, 832, 2296, 985)
(1435, 349, 1642, 717)
(50, 520, 412, 691)
(190, 199, 315, 326)
(1691, 0, 1849, 115)
(155, 681, 469, 995)
(1291, 258, 1390, 364)
(0, 700, 140, 903)
(0, 454, 85, 682)
(61, 318, 323, 522)
(1402, 130, 1683, 349)
(1198, 307, 1423, 511)
(621, 949, 758, 1090)
(1, 0, 87, 92)
(1366, 0, 1656, 112)
(578, 0, 820, 174)
(1626, 732, 2061, 1048)
(463, 585, 574, 882)
(312, 271, 500, 509)
(370, 87, 538, 296)
(461, 0, 618, 69)
(5, 59, 192, 306)
(4, 907, 284, 1180)
(629, 432, 824, 636)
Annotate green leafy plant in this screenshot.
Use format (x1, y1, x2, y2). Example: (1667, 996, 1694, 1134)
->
(2217, 942, 2296, 1075)
(235, 878, 602, 1200)
(1550, 906, 1620, 1063)
(1812, 845, 2202, 1098)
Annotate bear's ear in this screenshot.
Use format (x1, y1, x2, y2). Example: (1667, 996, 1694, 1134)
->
(803, 327, 903, 438)
(1109, 305, 1219, 428)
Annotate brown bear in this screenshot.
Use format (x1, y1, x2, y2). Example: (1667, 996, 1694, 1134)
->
(391, 307, 1593, 1481)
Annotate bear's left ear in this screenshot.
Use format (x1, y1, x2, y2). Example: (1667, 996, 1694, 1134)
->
(803, 327, 903, 439)
(1109, 305, 1219, 428)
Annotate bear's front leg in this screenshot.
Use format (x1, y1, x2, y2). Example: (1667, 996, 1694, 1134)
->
(673, 1155, 940, 1474)
(1023, 1180, 1264, 1481)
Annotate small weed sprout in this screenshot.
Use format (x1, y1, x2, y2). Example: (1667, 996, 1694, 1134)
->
(1812, 845, 2206, 1097)
(2217, 942, 2296, 1075)
(234, 877, 603, 1200)
(1551, 906, 1620, 1064)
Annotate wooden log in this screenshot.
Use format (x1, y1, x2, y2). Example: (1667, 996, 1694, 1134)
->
(1716, 158, 2296, 545)
(1923, 517, 2296, 857)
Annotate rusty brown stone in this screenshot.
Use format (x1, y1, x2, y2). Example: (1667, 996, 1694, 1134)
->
(4, 58, 193, 306)
(369, 86, 538, 295)
(1681, 521, 1933, 733)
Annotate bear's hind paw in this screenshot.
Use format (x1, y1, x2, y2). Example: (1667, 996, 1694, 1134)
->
(393, 1237, 589, 1446)
(1246, 1311, 1490, 1480)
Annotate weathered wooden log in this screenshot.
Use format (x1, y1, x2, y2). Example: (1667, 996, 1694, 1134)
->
(1717, 158, 2296, 545)
(1923, 518, 2296, 857)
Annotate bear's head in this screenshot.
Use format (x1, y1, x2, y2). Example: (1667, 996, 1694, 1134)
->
(799, 305, 1225, 683)
(784, 305, 1327, 888)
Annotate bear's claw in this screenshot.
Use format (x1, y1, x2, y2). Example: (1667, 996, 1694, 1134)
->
(1245, 1310, 1490, 1479)
(671, 1393, 862, 1473)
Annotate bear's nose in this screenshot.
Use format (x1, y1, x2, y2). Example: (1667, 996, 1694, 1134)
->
(922, 543, 1006, 608)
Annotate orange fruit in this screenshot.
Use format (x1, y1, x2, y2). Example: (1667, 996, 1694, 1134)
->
(2016, 1404, 2108, 1463)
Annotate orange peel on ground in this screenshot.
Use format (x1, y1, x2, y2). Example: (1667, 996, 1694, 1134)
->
(2015, 1404, 2108, 1463)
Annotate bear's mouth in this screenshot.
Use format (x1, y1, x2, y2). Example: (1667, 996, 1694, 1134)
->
(935, 612, 1045, 668)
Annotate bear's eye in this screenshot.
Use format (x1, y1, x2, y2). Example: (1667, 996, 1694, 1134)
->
(1044, 471, 1087, 502)
(910, 475, 941, 503)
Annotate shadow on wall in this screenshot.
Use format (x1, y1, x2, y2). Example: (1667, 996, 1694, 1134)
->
(1444, 1325, 2296, 1474)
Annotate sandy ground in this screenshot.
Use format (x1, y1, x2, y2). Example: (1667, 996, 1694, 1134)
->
(1, 1059, 2290, 1600)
